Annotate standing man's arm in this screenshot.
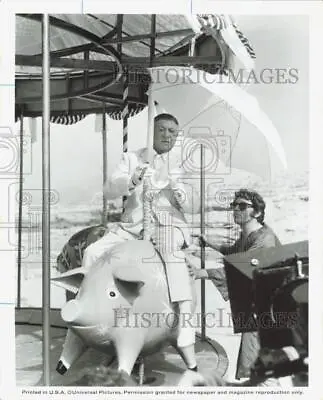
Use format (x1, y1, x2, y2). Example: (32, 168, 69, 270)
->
(185, 253, 229, 301)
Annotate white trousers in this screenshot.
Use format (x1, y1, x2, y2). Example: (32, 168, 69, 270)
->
(82, 226, 136, 269)
(82, 224, 192, 301)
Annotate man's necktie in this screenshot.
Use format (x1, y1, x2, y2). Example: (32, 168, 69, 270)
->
(153, 154, 169, 186)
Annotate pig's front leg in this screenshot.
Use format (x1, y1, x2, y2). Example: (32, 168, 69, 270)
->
(56, 328, 88, 375)
(113, 325, 146, 376)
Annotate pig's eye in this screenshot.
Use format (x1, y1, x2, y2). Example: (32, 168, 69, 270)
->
(107, 289, 118, 299)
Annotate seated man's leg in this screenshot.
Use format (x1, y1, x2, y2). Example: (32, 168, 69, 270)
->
(82, 227, 135, 269)
(157, 225, 197, 370)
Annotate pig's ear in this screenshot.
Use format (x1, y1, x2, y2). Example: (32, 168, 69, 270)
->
(51, 267, 87, 294)
(112, 266, 145, 305)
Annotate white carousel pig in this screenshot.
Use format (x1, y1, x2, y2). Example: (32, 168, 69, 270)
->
(52, 239, 196, 377)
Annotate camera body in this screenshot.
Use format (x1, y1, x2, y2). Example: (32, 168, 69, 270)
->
(224, 240, 308, 381)
(253, 256, 308, 352)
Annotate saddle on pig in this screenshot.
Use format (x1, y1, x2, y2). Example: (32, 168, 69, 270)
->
(52, 239, 197, 378)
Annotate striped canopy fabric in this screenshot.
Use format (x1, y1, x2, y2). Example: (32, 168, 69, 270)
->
(196, 14, 256, 71)
(197, 14, 256, 60)
(231, 22, 256, 59)
(15, 106, 146, 124)
(108, 104, 146, 121)
(49, 106, 147, 123)
(50, 114, 87, 125)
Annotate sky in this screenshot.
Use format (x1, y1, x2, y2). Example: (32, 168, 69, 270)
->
(19, 14, 309, 206)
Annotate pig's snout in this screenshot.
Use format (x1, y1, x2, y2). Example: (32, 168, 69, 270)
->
(61, 300, 83, 324)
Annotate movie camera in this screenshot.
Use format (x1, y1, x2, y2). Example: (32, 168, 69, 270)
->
(224, 240, 308, 384)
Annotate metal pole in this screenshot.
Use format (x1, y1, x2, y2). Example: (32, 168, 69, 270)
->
(200, 143, 206, 341)
(145, 14, 156, 166)
(17, 112, 24, 308)
(122, 69, 129, 154)
(118, 15, 129, 212)
(121, 75, 129, 214)
(143, 86, 155, 242)
(42, 13, 51, 385)
(102, 105, 107, 226)
(145, 86, 155, 165)
(150, 15, 156, 67)
(143, 14, 157, 241)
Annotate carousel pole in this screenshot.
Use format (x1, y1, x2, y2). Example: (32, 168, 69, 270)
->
(143, 86, 155, 242)
(102, 104, 108, 226)
(136, 15, 156, 386)
(118, 14, 130, 212)
(188, 24, 207, 342)
(143, 14, 156, 241)
(121, 68, 129, 212)
(17, 111, 24, 309)
(200, 144, 206, 341)
(41, 13, 51, 385)
(122, 70, 129, 154)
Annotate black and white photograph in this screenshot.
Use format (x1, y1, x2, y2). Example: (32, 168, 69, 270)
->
(14, 12, 309, 390)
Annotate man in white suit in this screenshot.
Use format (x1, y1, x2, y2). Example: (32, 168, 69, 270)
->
(82, 113, 200, 371)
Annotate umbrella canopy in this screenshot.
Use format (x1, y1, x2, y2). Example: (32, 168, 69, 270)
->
(148, 66, 287, 182)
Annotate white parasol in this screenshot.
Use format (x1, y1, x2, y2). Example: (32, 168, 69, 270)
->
(148, 66, 287, 177)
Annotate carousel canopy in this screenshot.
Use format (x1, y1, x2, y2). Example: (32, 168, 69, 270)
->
(15, 14, 256, 122)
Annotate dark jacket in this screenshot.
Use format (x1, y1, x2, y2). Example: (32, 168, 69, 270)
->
(205, 223, 281, 379)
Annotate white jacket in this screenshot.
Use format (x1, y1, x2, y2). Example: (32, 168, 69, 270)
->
(104, 147, 199, 244)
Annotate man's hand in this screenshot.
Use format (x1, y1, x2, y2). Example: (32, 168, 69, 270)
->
(185, 254, 208, 279)
(191, 234, 208, 248)
(130, 163, 149, 187)
(192, 233, 224, 253)
(187, 264, 197, 279)
(199, 234, 208, 247)
(189, 266, 208, 280)
(168, 178, 187, 207)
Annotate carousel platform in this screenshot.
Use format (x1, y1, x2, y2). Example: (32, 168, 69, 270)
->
(16, 307, 229, 386)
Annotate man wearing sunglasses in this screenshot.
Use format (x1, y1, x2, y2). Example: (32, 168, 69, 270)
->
(186, 189, 281, 384)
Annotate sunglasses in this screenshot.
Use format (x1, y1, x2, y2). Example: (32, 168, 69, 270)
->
(230, 201, 253, 211)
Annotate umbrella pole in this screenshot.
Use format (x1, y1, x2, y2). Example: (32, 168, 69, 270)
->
(200, 144, 206, 341)
(143, 86, 154, 241)
(145, 14, 156, 167)
(145, 86, 155, 165)
(102, 105, 107, 227)
(41, 13, 51, 386)
(17, 111, 24, 309)
(142, 16, 156, 241)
